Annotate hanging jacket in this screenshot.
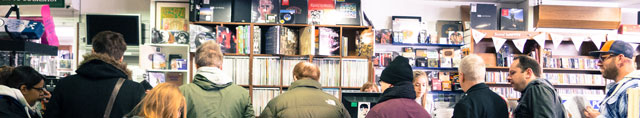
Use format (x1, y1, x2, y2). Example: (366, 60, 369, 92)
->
(179, 67, 254, 118)
(45, 53, 145, 118)
(366, 81, 430, 118)
(259, 78, 351, 118)
(0, 85, 40, 118)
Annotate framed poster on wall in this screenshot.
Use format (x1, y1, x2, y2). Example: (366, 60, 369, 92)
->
(155, 2, 189, 31)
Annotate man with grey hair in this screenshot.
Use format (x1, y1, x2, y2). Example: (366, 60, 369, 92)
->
(179, 41, 254, 118)
(452, 54, 509, 118)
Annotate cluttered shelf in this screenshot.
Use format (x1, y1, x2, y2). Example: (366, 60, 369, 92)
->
(253, 85, 281, 88)
(375, 66, 459, 70)
(0, 40, 58, 56)
(191, 21, 369, 28)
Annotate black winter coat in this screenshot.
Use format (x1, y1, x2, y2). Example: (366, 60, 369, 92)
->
(452, 83, 509, 118)
(0, 95, 40, 118)
(45, 53, 145, 118)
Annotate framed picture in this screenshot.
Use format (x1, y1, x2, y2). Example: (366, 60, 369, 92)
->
(391, 16, 421, 44)
(155, 2, 189, 31)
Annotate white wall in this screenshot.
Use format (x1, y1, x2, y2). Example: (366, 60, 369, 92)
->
(362, 0, 517, 31)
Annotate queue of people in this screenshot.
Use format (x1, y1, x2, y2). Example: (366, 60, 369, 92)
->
(0, 30, 638, 118)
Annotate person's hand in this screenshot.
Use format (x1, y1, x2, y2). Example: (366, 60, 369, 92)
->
(583, 106, 600, 118)
(42, 90, 51, 103)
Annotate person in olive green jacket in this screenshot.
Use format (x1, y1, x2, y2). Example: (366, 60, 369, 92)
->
(179, 41, 254, 118)
(259, 62, 351, 118)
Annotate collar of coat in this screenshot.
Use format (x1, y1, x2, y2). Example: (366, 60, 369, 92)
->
(80, 53, 132, 80)
(288, 78, 322, 90)
(378, 81, 416, 103)
(465, 83, 489, 93)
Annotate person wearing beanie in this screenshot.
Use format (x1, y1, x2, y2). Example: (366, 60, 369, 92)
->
(365, 56, 431, 118)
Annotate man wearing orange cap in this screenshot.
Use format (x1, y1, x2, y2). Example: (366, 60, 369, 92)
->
(585, 40, 640, 118)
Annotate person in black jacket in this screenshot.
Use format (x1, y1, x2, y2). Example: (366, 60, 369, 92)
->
(452, 55, 509, 118)
(45, 31, 145, 118)
(0, 66, 48, 118)
(508, 56, 565, 118)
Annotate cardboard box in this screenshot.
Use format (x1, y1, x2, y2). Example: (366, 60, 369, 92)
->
(0, 18, 45, 39)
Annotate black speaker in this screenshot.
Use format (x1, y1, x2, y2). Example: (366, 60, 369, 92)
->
(141, 23, 146, 45)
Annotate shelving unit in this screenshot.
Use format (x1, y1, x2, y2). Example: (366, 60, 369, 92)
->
(470, 29, 608, 100)
(189, 21, 374, 104)
(139, 44, 191, 86)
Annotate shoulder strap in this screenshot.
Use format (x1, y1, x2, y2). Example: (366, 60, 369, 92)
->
(104, 78, 125, 118)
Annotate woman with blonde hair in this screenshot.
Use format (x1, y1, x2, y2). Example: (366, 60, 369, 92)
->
(126, 83, 186, 118)
(413, 71, 434, 115)
(360, 82, 379, 92)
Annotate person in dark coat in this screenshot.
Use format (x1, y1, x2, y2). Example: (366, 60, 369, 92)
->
(365, 56, 431, 118)
(45, 31, 145, 118)
(452, 54, 509, 118)
(508, 56, 565, 118)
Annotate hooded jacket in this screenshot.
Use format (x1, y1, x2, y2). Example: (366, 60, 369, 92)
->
(45, 53, 145, 118)
(179, 67, 254, 118)
(365, 81, 431, 118)
(259, 78, 351, 118)
(0, 85, 40, 118)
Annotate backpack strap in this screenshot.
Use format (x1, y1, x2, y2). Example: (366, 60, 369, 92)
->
(104, 78, 125, 118)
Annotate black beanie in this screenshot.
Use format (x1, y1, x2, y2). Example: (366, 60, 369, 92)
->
(380, 56, 413, 85)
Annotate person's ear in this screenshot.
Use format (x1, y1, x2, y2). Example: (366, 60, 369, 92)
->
(19, 85, 28, 93)
(120, 56, 124, 62)
(459, 72, 465, 82)
(526, 68, 534, 79)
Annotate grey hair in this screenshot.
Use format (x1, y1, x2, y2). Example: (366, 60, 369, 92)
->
(458, 54, 486, 82)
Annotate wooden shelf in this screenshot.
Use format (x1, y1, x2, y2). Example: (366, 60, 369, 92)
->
(413, 67, 458, 70)
(0, 40, 58, 56)
(486, 66, 510, 69)
(543, 68, 600, 72)
(253, 85, 281, 88)
(485, 82, 511, 85)
(342, 56, 370, 59)
(253, 23, 280, 26)
(314, 25, 342, 28)
(282, 24, 309, 27)
(223, 53, 250, 56)
(341, 25, 371, 29)
(473, 30, 543, 39)
(239, 85, 250, 87)
(342, 87, 362, 89)
(553, 84, 605, 87)
(253, 54, 275, 56)
(384, 43, 465, 47)
(312, 55, 341, 58)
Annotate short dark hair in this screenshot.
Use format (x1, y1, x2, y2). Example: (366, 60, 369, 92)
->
(360, 104, 369, 108)
(0, 66, 45, 89)
(514, 56, 541, 77)
(92, 31, 127, 60)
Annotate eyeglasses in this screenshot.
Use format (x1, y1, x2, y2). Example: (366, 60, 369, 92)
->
(31, 87, 46, 93)
(599, 53, 615, 62)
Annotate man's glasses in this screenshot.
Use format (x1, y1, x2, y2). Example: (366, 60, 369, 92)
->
(599, 53, 615, 62)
